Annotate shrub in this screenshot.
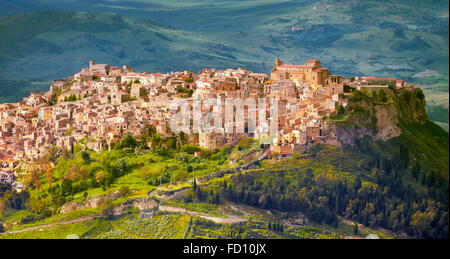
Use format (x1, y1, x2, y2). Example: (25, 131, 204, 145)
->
(236, 138, 256, 151)
(140, 164, 163, 181)
(119, 135, 137, 149)
(119, 186, 130, 196)
(180, 144, 202, 154)
(349, 90, 367, 102)
(100, 198, 114, 218)
(81, 151, 91, 163)
(376, 90, 388, 102)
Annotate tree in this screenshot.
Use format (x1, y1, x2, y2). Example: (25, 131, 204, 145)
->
(0, 183, 11, 197)
(344, 84, 353, 93)
(275, 222, 282, 232)
(191, 177, 203, 201)
(0, 199, 6, 218)
(44, 164, 54, 188)
(337, 104, 345, 117)
(258, 194, 270, 208)
(82, 191, 88, 202)
(307, 144, 322, 157)
(119, 135, 137, 149)
(410, 211, 434, 237)
(81, 151, 91, 164)
(411, 161, 421, 180)
(95, 171, 107, 185)
(27, 196, 48, 214)
(47, 93, 58, 106)
(181, 144, 202, 154)
(353, 223, 359, 235)
(376, 90, 388, 102)
(354, 176, 362, 193)
(399, 145, 409, 168)
(112, 159, 128, 178)
(100, 198, 114, 219)
(64, 94, 77, 102)
(193, 177, 198, 191)
(60, 179, 73, 197)
(119, 186, 130, 196)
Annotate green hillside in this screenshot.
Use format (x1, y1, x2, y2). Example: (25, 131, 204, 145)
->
(1, 128, 447, 238)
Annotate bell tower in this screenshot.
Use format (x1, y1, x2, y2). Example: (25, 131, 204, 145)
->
(273, 58, 283, 71)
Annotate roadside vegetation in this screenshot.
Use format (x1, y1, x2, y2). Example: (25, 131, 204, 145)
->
(0, 131, 261, 232)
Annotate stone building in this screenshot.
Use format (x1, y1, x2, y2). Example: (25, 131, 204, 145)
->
(271, 59, 342, 87)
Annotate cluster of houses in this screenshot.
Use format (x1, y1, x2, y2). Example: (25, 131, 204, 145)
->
(0, 160, 19, 190)
(0, 59, 410, 187)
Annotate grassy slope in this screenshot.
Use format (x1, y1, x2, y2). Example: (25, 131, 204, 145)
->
(355, 119, 449, 199)
(397, 121, 448, 178)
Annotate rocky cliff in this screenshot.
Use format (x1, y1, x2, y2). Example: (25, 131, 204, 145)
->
(332, 87, 428, 146)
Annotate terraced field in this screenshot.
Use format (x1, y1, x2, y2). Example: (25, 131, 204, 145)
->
(0, 214, 191, 239)
(93, 214, 190, 239)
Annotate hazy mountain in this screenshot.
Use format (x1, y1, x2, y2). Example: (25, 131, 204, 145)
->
(0, 11, 259, 81)
(1, 0, 447, 78)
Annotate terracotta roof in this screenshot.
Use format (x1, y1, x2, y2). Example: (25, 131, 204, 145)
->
(123, 72, 140, 76)
(279, 64, 306, 68)
(365, 77, 396, 81)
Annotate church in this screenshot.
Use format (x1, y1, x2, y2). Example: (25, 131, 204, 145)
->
(270, 59, 342, 88)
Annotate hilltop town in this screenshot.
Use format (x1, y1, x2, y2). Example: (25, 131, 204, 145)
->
(0, 59, 413, 188)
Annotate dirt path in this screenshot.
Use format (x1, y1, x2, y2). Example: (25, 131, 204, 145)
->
(159, 205, 246, 224)
(4, 216, 95, 234)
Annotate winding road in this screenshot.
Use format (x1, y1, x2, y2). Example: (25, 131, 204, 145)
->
(3, 216, 95, 234)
